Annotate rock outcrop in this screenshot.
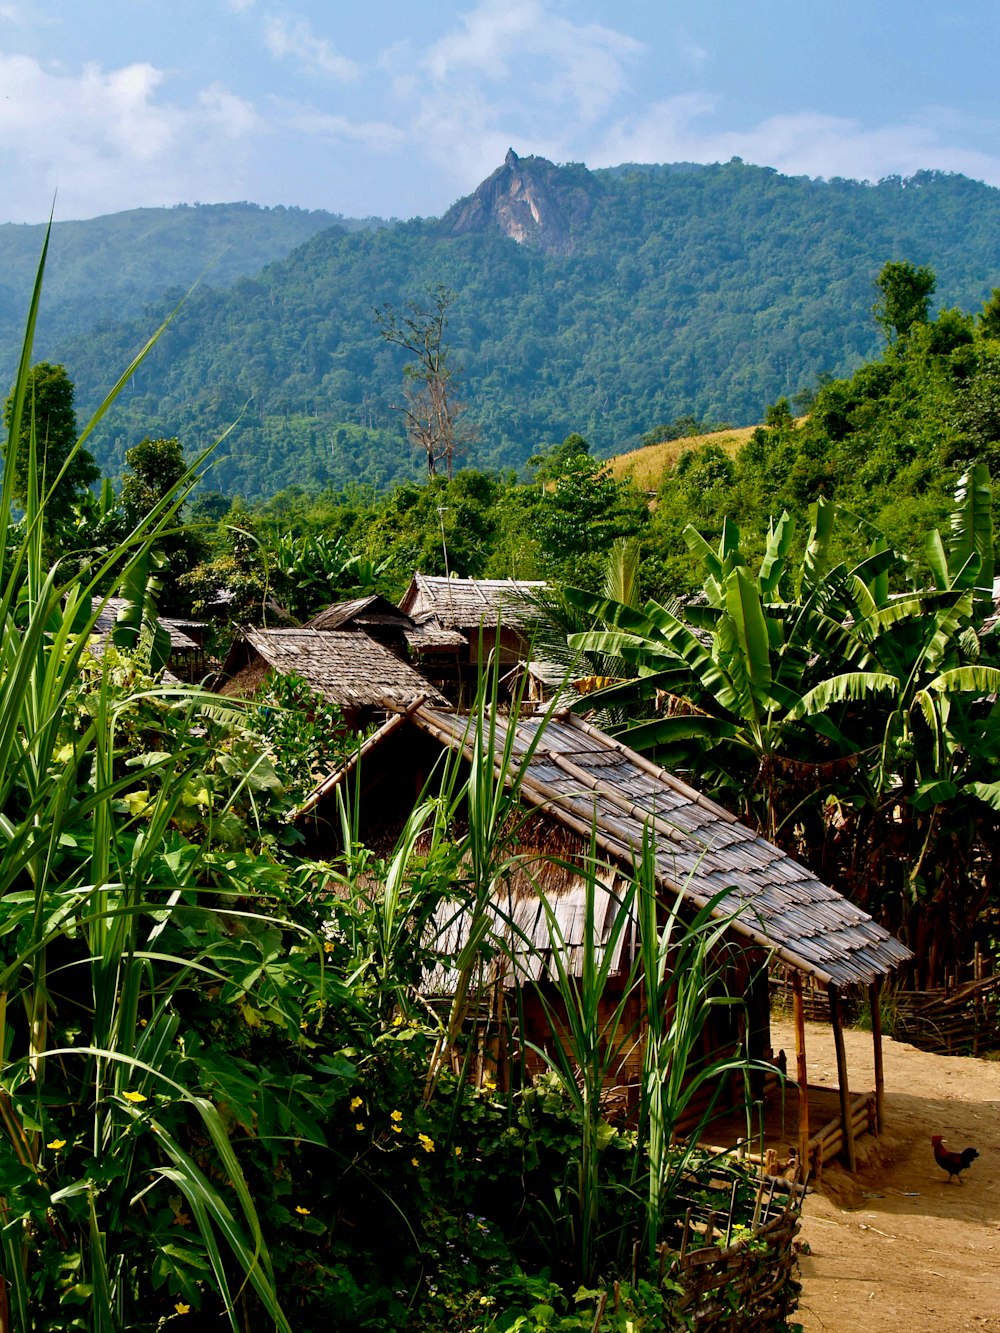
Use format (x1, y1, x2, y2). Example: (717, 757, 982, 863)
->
(438, 149, 596, 254)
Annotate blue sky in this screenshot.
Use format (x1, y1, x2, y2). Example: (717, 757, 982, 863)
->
(1, 0, 998, 223)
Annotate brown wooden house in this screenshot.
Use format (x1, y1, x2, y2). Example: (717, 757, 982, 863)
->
(301, 702, 911, 1173)
(397, 574, 546, 704)
(90, 596, 210, 682)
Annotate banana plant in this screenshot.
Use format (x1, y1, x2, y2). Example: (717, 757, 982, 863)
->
(566, 506, 897, 840)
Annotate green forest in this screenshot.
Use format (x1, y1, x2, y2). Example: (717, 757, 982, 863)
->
(32, 159, 1000, 498)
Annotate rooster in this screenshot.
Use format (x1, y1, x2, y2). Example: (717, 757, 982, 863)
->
(931, 1135, 979, 1184)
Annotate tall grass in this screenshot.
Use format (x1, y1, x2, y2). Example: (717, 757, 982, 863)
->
(0, 233, 292, 1331)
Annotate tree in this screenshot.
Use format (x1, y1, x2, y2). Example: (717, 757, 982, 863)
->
(873, 260, 936, 343)
(2, 362, 99, 521)
(375, 285, 474, 480)
(119, 436, 187, 528)
(978, 287, 1000, 340)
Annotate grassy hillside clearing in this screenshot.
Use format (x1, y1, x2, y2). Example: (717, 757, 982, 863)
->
(607, 424, 760, 491)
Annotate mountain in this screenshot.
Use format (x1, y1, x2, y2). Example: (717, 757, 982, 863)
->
(0, 202, 388, 377)
(35, 156, 1000, 499)
(439, 149, 595, 254)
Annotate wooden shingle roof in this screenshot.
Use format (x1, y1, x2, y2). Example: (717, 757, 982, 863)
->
(307, 703, 911, 987)
(399, 574, 546, 630)
(304, 595, 411, 633)
(223, 628, 448, 710)
(91, 597, 202, 651)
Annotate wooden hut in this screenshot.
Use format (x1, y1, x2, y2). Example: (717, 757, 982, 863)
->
(215, 628, 447, 727)
(301, 702, 912, 1171)
(304, 595, 415, 656)
(90, 596, 209, 681)
(397, 574, 546, 704)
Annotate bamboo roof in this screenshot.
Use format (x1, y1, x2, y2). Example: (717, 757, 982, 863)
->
(304, 595, 411, 633)
(222, 628, 448, 710)
(306, 704, 911, 988)
(399, 574, 546, 630)
(404, 612, 468, 651)
(91, 597, 201, 651)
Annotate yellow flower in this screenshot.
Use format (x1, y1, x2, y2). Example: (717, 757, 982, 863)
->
(294, 1205, 311, 1216)
(46, 1139, 66, 1151)
(417, 1133, 435, 1154)
(355, 1122, 365, 1132)
(323, 940, 334, 953)
(391, 1123, 402, 1134)
(390, 1109, 403, 1122)
(175, 1302, 191, 1315)
(411, 1157, 420, 1167)
(391, 1014, 405, 1027)
(350, 1096, 363, 1111)
(122, 1091, 147, 1104)
(454, 1146, 462, 1157)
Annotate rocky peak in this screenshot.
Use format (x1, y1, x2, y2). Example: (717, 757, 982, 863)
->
(439, 150, 596, 255)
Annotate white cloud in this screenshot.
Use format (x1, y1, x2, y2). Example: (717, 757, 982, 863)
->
(589, 96, 1000, 188)
(422, 0, 642, 123)
(280, 106, 405, 154)
(0, 51, 260, 220)
(263, 15, 359, 81)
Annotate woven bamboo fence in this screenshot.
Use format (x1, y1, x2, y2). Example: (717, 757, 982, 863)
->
(669, 1185, 803, 1331)
(770, 969, 1000, 1056)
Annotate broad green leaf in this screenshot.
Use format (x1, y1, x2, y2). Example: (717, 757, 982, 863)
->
(784, 671, 899, 721)
(724, 567, 772, 702)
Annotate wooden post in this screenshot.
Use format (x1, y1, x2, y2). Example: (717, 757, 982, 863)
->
(792, 972, 809, 1175)
(868, 979, 885, 1134)
(828, 984, 857, 1172)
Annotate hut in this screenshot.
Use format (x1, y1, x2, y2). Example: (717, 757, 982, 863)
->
(215, 628, 447, 727)
(301, 702, 911, 1174)
(90, 596, 209, 681)
(397, 574, 546, 704)
(304, 595, 415, 656)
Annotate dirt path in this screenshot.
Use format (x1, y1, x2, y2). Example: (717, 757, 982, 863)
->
(770, 1018, 1000, 1332)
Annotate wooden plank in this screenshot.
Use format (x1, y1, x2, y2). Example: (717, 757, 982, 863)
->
(870, 978, 885, 1132)
(829, 984, 857, 1172)
(792, 972, 809, 1175)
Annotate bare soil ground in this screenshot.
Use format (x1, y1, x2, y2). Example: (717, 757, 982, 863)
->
(770, 1018, 1000, 1332)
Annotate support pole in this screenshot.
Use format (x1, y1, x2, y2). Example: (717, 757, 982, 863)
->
(829, 984, 857, 1172)
(792, 972, 809, 1175)
(869, 979, 885, 1134)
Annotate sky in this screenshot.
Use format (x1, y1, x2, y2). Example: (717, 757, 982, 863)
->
(0, 0, 998, 224)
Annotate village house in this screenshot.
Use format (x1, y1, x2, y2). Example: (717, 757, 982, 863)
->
(397, 574, 547, 704)
(215, 626, 447, 727)
(300, 701, 911, 1179)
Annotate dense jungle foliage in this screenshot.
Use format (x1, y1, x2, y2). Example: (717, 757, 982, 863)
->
(0, 202, 375, 382)
(33, 159, 1000, 497)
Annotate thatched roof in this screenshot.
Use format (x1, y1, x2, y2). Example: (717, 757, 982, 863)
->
(305, 704, 911, 988)
(91, 597, 202, 651)
(304, 595, 412, 633)
(220, 628, 448, 710)
(399, 574, 546, 631)
(404, 612, 468, 652)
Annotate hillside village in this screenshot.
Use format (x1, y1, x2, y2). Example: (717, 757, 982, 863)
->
(5, 133, 1000, 1333)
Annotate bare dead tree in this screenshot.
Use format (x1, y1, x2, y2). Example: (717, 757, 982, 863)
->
(374, 285, 475, 480)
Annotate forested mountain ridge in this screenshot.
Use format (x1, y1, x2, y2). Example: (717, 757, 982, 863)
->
(40, 157, 1000, 498)
(0, 201, 386, 382)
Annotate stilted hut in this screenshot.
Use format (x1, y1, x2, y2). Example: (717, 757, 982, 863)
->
(397, 574, 546, 704)
(90, 596, 209, 681)
(301, 703, 911, 1169)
